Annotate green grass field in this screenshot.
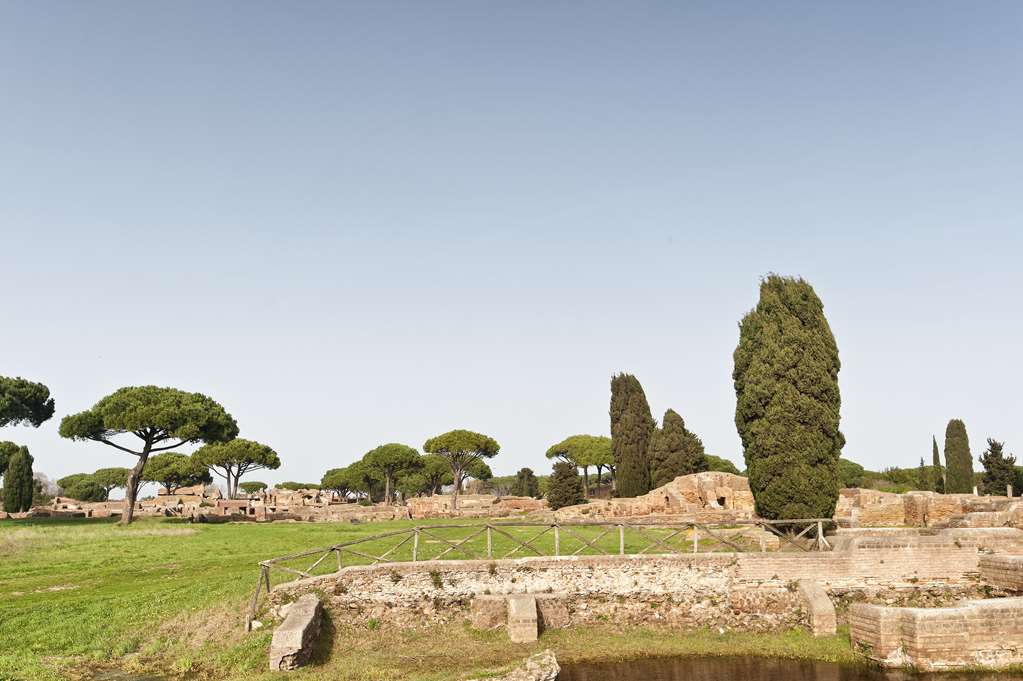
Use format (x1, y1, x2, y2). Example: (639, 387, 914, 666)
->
(0, 517, 855, 681)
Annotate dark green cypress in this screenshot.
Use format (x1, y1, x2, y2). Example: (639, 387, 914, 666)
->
(547, 461, 585, 510)
(649, 409, 707, 488)
(932, 435, 944, 493)
(943, 419, 973, 493)
(980, 438, 1015, 496)
(733, 275, 844, 520)
(609, 373, 655, 497)
(515, 467, 540, 498)
(2, 445, 34, 513)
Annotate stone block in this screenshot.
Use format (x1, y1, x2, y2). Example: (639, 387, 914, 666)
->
(535, 594, 570, 630)
(471, 594, 507, 629)
(506, 594, 539, 643)
(269, 593, 322, 671)
(797, 580, 836, 637)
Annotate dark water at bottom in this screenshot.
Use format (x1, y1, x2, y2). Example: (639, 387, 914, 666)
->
(557, 656, 1023, 681)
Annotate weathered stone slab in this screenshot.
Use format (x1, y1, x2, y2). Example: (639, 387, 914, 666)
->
(506, 594, 538, 643)
(269, 593, 322, 671)
(797, 580, 836, 637)
(470, 650, 559, 681)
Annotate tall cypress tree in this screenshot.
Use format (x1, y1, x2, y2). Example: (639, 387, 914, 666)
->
(2, 445, 34, 513)
(944, 419, 973, 493)
(980, 438, 1015, 496)
(733, 275, 844, 520)
(609, 373, 655, 497)
(932, 435, 944, 493)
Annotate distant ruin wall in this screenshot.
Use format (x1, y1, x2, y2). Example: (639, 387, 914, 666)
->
(834, 488, 1022, 529)
(553, 472, 755, 522)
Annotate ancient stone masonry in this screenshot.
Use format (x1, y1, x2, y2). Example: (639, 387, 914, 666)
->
(850, 598, 1023, 671)
(269, 529, 1023, 635)
(834, 488, 1023, 529)
(553, 472, 755, 522)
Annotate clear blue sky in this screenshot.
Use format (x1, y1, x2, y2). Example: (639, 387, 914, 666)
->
(2, 2, 1022, 486)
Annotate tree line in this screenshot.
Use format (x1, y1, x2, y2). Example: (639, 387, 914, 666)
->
(6, 275, 1015, 524)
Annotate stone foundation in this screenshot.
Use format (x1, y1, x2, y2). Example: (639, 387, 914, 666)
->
(270, 537, 1015, 634)
(850, 598, 1023, 670)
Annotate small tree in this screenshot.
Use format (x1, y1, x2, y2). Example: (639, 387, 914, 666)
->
(980, 438, 1016, 496)
(59, 386, 238, 523)
(546, 435, 613, 497)
(944, 419, 974, 494)
(932, 435, 945, 493)
(917, 457, 931, 491)
(514, 467, 540, 498)
(0, 376, 55, 428)
(239, 481, 268, 495)
(420, 455, 452, 495)
(547, 461, 584, 510)
(610, 373, 656, 497)
(144, 453, 212, 494)
(60, 475, 107, 502)
(2, 445, 34, 513)
(423, 430, 499, 510)
(320, 468, 353, 498)
(705, 454, 741, 475)
(649, 409, 708, 488)
(91, 467, 131, 497)
(837, 458, 865, 488)
(276, 481, 321, 491)
(363, 443, 422, 504)
(0, 441, 18, 488)
(193, 438, 280, 499)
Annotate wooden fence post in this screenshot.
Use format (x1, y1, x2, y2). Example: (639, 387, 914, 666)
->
(692, 527, 699, 553)
(486, 525, 493, 559)
(412, 529, 420, 562)
(618, 524, 625, 555)
(554, 524, 560, 557)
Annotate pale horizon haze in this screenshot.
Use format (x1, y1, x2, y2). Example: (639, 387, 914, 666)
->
(2, 2, 1022, 488)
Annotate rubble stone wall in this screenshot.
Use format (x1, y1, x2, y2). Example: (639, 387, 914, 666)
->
(272, 544, 999, 632)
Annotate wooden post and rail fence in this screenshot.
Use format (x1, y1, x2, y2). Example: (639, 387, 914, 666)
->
(244, 518, 834, 629)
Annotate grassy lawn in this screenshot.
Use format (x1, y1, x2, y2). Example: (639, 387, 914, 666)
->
(0, 517, 853, 681)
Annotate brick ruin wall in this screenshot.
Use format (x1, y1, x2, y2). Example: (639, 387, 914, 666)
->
(269, 538, 1021, 633)
(850, 597, 1023, 671)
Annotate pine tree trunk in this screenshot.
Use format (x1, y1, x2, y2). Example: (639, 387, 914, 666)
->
(452, 466, 462, 510)
(121, 444, 151, 525)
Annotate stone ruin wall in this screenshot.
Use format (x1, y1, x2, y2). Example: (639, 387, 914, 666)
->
(834, 488, 1023, 529)
(270, 532, 1023, 633)
(552, 472, 756, 523)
